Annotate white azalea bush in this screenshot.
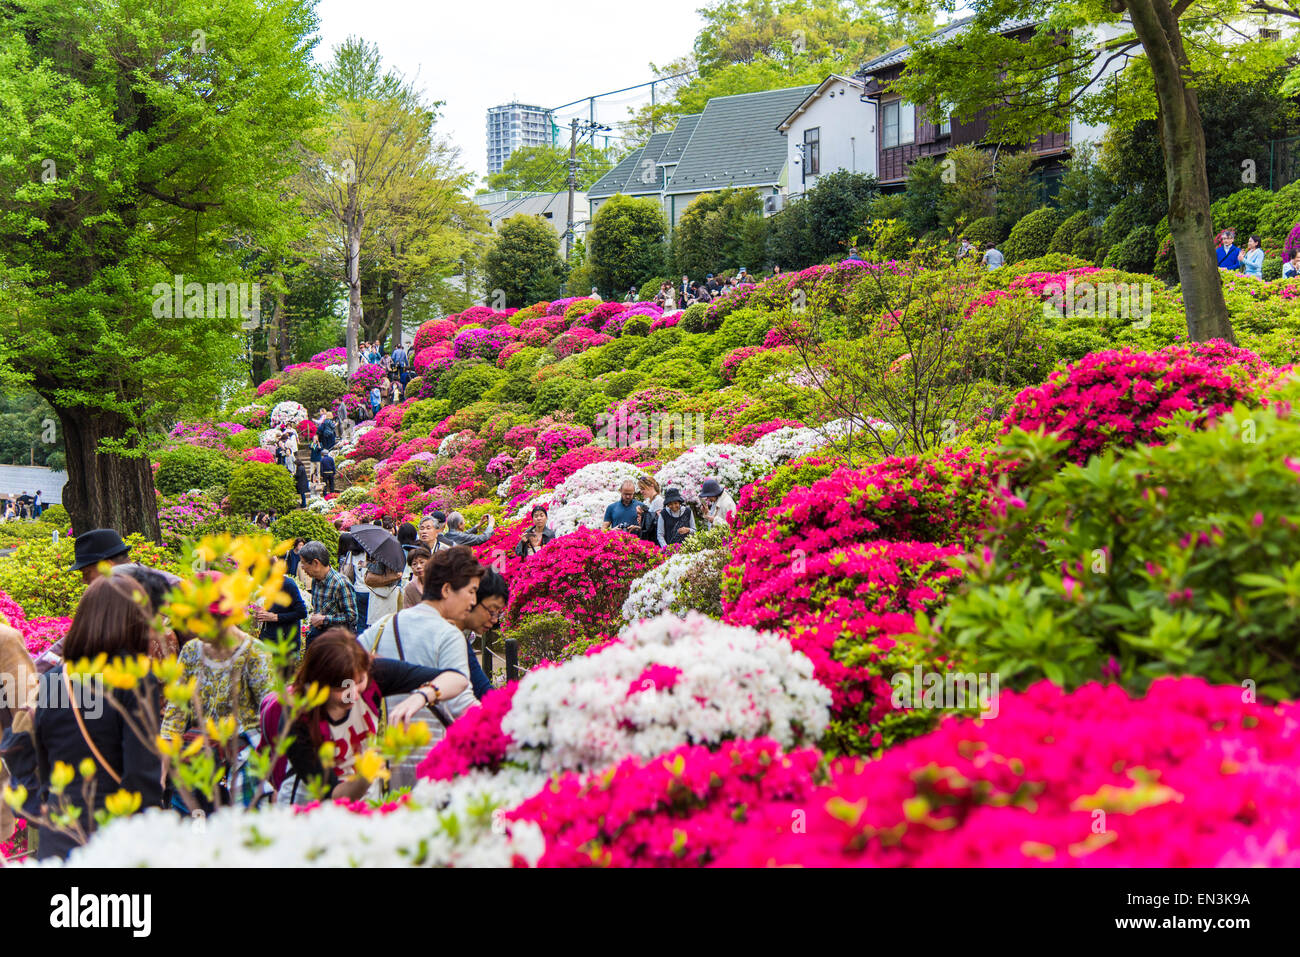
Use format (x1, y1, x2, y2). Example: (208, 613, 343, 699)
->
(501, 612, 831, 774)
(752, 426, 828, 463)
(270, 400, 308, 429)
(653, 443, 773, 505)
(42, 777, 545, 868)
(621, 549, 723, 622)
(324, 363, 348, 378)
(527, 460, 649, 535)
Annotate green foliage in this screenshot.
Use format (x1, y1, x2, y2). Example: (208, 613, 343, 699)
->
(1071, 225, 1101, 262)
(270, 509, 340, 553)
(401, 398, 450, 436)
(1100, 195, 1150, 249)
(899, 156, 945, 235)
(671, 187, 763, 277)
(623, 316, 651, 337)
(1102, 225, 1157, 273)
(226, 462, 297, 516)
(1048, 211, 1090, 254)
(588, 194, 668, 298)
(1209, 187, 1272, 241)
(600, 369, 646, 399)
(529, 375, 581, 416)
(961, 216, 1003, 248)
(937, 144, 994, 230)
(484, 214, 565, 308)
(636, 276, 672, 300)
(575, 392, 613, 429)
(155, 446, 237, 496)
(937, 394, 1300, 698)
(1256, 179, 1300, 250)
(992, 150, 1038, 233)
(511, 613, 575, 670)
(1002, 206, 1064, 264)
(0, 533, 181, 618)
(485, 143, 613, 192)
(679, 302, 711, 334)
(292, 369, 347, 413)
(38, 504, 69, 527)
(446, 364, 504, 413)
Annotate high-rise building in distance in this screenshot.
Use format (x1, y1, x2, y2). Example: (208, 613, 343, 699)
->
(486, 103, 553, 175)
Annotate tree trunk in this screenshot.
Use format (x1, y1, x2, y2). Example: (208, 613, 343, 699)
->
(54, 404, 161, 541)
(390, 277, 405, 349)
(345, 189, 365, 374)
(1127, 0, 1235, 343)
(267, 278, 283, 374)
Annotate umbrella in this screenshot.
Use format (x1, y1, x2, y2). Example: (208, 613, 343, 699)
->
(346, 524, 406, 573)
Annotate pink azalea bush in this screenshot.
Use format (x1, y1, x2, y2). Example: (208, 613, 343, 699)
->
(535, 424, 594, 461)
(715, 677, 1300, 867)
(413, 319, 457, 351)
(416, 683, 519, 781)
(721, 346, 764, 382)
(724, 419, 806, 445)
(1001, 342, 1270, 464)
(349, 363, 386, 391)
(242, 447, 274, 464)
(504, 527, 662, 643)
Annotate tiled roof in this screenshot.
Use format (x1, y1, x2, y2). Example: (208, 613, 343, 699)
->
(857, 15, 1042, 76)
(664, 85, 817, 194)
(658, 113, 701, 166)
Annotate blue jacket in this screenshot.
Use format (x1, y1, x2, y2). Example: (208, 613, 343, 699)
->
(1217, 244, 1241, 269)
(467, 637, 492, 700)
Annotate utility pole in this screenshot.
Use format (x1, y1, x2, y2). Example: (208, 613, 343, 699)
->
(565, 117, 579, 261)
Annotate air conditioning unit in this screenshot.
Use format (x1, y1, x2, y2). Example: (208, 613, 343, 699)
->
(764, 193, 784, 215)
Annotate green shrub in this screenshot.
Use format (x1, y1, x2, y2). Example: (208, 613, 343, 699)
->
(622, 316, 650, 337)
(38, 504, 70, 527)
(564, 299, 598, 321)
(575, 392, 613, 430)
(446, 363, 503, 412)
(1100, 194, 1149, 248)
(1257, 179, 1300, 250)
(679, 302, 710, 333)
(961, 215, 1004, 248)
(402, 375, 425, 398)
(226, 462, 297, 516)
(936, 394, 1300, 697)
(155, 446, 236, 495)
(401, 398, 450, 437)
(293, 368, 347, 413)
(1102, 225, 1157, 273)
(1048, 210, 1089, 254)
(511, 613, 575, 670)
(1210, 187, 1273, 241)
(1071, 225, 1101, 262)
(1263, 255, 1284, 281)
(636, 276, 670, 300)
(1003, 206, 1064, 264)
(504, 346, 548, 374)
(487, 371, 537, 406)
(715, 306, 771, 351)
(529, 375, 580, 416)
(267, 384, 301, 407)
(601, 369, 646, 399)
(0, 534, 180, 618)
(270, 509, 340, 553)
(337, 486, 370, 507)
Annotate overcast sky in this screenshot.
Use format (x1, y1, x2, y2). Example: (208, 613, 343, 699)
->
(313, 0, 708, 186)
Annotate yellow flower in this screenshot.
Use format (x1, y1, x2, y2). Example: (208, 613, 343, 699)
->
(205, 715, 238, 744)
(182, 736, 206, 759)
(164, 678, 198, 707)
(3, 784, 28, 811)
(383, 721, 431, 752)
(352, 749, 388, 784)
(318, 742, 337, 769)
(50, 761, 75, 794)
(66, 653, 108, 679)
(101, 664, 139, 690)
(156, 734, 186, 759)
(103, 790, 142, 817)
(303, 683, 329, 708)
(78, 758, 97, 780)
(151, 656, 184, 684)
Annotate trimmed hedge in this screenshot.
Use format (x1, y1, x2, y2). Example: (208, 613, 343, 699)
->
(1048, 211, 1089, 254)
(961, 216, 1004, 248)
(270, 509, 340, 553)
(1102, 225, 1157, 273)
(155, 446, 236, 496)
(1003, 206, 1064, 264)
(226, 462, 297, 516)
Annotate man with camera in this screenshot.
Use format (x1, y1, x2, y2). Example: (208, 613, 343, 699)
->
(602, 480, 642, 533)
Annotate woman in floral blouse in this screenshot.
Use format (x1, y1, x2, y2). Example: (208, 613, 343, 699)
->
(161, 624, 277, 808)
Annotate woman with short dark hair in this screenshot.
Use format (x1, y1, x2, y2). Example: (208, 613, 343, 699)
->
(31, 576, 163, 859)
(356, 546, 484, 789)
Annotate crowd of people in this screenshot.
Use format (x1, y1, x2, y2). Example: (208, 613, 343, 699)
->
(1, 490, 44, 522)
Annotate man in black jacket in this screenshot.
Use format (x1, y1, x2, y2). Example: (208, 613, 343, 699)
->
(319, 452, 336, 493)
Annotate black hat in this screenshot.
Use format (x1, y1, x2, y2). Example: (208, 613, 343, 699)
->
(70, 528, 130, 572)
(700, 479, 724, 499)
(663, 487, 684, 506)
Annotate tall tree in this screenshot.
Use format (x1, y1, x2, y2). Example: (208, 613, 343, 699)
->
(587, 195, 669, 297)
(300, 37, 436, 373)
(483, 215, 565, 307)
(484, 144, 616, 193)
(885, 0, 1298, 342)
(0, 0, 320, 537)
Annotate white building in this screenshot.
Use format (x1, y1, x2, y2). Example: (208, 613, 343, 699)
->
(486, 103, 553, 176)
(778, 75, 877, 201)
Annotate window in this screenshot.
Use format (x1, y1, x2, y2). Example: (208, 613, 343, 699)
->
(938, 108, 951, 137)
(803, 127, 820, 176)
(882, 100, 916, 148)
